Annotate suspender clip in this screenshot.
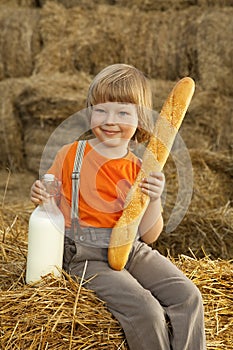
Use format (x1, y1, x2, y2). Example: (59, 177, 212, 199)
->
(72, 171, 80, 180)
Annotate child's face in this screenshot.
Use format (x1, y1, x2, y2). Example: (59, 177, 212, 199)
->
(91, 102, 138, 147)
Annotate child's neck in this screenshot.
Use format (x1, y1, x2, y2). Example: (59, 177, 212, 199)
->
(88, 139, 129, 159)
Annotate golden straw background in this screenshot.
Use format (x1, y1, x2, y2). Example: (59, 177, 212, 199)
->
(0, 0, 232, 349)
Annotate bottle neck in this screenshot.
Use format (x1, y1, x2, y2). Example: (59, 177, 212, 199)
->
(41, 195, 57, 209)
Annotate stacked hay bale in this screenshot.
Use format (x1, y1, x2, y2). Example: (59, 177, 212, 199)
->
(0, 2, 232, 169)
(0, 5, 40, 80)
(13, 72, 91, 172)
(0, 0, 232, 348)
(159, 150, 233, 259)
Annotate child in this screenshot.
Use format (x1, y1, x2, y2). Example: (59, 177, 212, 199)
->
(30, 64, 206, 349)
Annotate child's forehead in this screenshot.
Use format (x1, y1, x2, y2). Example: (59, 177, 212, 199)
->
(91, 88, 137, 106)
(94, 101, 137, 111)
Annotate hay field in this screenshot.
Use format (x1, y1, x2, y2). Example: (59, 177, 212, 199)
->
(0, 177, 232, 349)
(0, 0, 233, 349)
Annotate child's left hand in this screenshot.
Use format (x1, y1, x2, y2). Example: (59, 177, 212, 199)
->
(139, 172, 165, 202)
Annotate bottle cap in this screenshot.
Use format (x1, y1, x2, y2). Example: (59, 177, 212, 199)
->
(42, 174, 55, 182)
(41, 174, 58, 196)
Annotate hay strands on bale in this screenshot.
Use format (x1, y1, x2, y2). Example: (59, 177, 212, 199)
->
(0, 269, 128, 350)
(171, 253, 233, 350)
(0, 205, 233, 349)
(0, 254, 232, 349)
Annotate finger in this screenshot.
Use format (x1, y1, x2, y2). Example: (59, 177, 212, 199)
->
(149, 172, 165, 180)
(31, 196, 42, 205)
(34, 180, 46, 191)
(140, 177, 164, 188)
(140, 180, 164, 196)
(31, 181, 49, 202)
(31, 187, 47, 199)
(140, 181, 162, 193)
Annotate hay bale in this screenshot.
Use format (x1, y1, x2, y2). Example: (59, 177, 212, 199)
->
(181, 91, 233, 151)
(0, 204, 128, 349)
(0, 204, 232, 349)
(116, 0, 197, 11)
(0, 78, 29, 169)
(0, 71, 91, 171)
(151, 79, 178, 114)
(198, 0, 233, 6)
(0, 2, 232, 95)
(73, 5, 192, 80)
(0, 6, 41, 80)
(0, 275, 128, 349)
(157, 150, 233, 259)
(35, 2, 233, 94)
(14, 72, 91, 172)
(34, 2, 233, 100)
(152, 82, 233, 152)
(0, 0, 37, 6)
(171, 255, 233, 350)
(0, 169, 36, 208)
(196, 8, 233, 95)
(36, 0, 233, 10)
(34, 2, 128, 76)
(38, 0, 109, 7)
(34, 1, 97, 75)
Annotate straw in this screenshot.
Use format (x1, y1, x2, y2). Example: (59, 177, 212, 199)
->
(0, 205, 233, 349)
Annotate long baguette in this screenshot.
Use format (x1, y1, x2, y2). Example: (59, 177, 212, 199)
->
(108, 77, 195, 270)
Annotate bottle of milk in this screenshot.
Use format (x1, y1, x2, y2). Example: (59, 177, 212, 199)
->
(26, 174, 65, 284)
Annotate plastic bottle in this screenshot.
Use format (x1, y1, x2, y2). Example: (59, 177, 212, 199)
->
(26, 174, 65, 284)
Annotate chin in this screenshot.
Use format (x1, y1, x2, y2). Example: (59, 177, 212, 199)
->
(102, 138, 123, 147)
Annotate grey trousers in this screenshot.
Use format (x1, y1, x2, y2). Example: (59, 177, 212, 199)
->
(63, 228, 206, 350)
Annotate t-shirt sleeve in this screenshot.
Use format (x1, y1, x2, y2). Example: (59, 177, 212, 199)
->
(47, 143, 74, 181)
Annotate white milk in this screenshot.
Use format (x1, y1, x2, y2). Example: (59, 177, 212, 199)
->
(26, 195, 65, 284)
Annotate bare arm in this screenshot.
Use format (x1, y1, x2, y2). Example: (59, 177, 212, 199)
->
(138, 172, 165, 244)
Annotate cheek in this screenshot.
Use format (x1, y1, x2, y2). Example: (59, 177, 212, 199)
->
(128, 118, 138, 131)
(130, 113, 139, 128)
(121, 124, 138, 138)
(90, 114, 103, 128)
(91, 126, 100, 139)
(121, 114, 138, 128)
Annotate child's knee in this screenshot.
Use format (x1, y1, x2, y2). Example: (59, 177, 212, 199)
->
(139, 291, 167, 324)
(182, 278, 203, 310)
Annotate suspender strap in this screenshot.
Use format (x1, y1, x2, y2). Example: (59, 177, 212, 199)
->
(71, 140, 87, 223)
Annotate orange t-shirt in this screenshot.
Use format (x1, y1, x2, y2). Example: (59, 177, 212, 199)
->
(48, 141, 141, 228)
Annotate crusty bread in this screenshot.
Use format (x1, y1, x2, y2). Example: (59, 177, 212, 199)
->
(108, 77, 195, 270)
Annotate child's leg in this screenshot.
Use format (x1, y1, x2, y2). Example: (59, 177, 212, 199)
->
(66, 241, 171, 350)
(128, 241, 206, 350)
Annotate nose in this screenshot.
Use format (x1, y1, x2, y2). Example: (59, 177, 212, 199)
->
(104, 111, 116, 125)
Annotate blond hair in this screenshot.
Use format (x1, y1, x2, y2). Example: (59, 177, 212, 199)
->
(86, 64, 153, 143)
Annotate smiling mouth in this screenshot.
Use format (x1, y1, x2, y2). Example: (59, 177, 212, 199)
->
(101, 128, 119, 135)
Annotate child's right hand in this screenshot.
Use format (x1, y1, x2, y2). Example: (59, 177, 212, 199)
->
(30, 180, 49, 205)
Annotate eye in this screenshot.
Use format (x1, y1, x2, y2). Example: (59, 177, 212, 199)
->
(96, 108, 106, 113)
(119, 111, 129, 117)
(93, 107, 106, 113)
